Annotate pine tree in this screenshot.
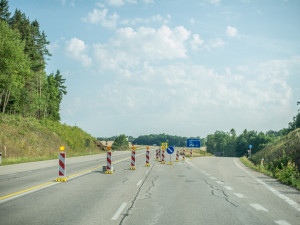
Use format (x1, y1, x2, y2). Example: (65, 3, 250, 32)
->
(0, 0, 10, 22)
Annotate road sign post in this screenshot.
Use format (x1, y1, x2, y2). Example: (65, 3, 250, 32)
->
(167, 146, 174, 165)
(56, 146, 67, 182)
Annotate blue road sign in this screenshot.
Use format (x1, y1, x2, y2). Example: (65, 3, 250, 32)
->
(187, 139, 201, 148)
(249, 145, 252, 149)
(167, 147, 174, 154)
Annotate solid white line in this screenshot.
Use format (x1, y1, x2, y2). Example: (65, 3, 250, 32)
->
(234, 159, 300, 212)
(185, 160, 197, 168)
(224, 186, 233, 191)
(137, 180, 142, 186)
(274, 220, 291, 225)
(216, 181, 224, 184)
(210, 177, 217, 180)
(234, 193, 247, 198)
(111, 202, 127, 220)
(250, 203, 269, 212)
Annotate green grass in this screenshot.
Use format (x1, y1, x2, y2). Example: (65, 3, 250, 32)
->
(0, 114, 105, 165)
(240, 156, 300, 190)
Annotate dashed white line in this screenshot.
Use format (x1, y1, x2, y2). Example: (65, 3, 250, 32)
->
(145, 170, 149, 174)
(250, 203, 269, 212)
(224, 186, 233, 191)
(235, 159, 300, 212)
(210, 177, 217, 180)
(111, 202, 127, 220)
(234, 193, 247, 198)
(216, 181, 224, 185)
(137, 180, 143, 186)
(274, 220, 291, 225)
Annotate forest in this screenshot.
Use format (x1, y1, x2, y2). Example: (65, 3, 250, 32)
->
(0, 0, 66, 121)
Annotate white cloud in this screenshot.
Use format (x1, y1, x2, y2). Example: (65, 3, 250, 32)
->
(190, 18, 196, 25)
(143, 0, 154, 4)
(120, 14, 171, 26)
(93, 25, 191, 71)
(82, 8, 119, 29)
(205, 38, 225, 50)
(65, 38, 92, 67)
(208, 0, 221, 5)
(107, 0, 124, 6)
(226, 25, 238, 37)
(190, 34, 204, 50)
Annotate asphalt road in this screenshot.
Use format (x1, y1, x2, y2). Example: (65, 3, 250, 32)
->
(0, 149, 299, 225)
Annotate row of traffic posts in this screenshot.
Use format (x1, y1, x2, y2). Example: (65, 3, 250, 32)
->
(55, 141, 200, 181)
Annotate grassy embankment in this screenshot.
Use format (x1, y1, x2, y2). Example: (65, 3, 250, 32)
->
(240, 128, 300, 190)
(179, 147, 213, 157)
(0, 114, 105, 165)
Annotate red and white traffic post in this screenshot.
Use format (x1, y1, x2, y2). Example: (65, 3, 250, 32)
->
(145, 147, 150, 167)
(156, 149, 159, 161)
(182, 149, 186, 161)
(56, 146, 67, 182)
(130, 145, 136, 170)
(176, 150, 179, 161)
(190, 148, 193, 159)
(161, 147, 166, 164)
(105, 146, 113, 174)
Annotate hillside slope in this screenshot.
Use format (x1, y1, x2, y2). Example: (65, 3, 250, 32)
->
(251, 128, 300, 171)
(0, 114, 104, 165)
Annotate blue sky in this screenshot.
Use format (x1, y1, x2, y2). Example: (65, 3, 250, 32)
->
(9, 0, 300, 138)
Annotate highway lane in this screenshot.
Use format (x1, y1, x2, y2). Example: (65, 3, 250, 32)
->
(0, 153, 299, 225)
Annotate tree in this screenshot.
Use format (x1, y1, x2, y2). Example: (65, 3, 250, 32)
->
(0, 0, 10, 22)
(111, 134, 129, 150)
(0, 20, 30, 114)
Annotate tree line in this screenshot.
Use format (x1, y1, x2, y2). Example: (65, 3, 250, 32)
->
(0, 0, 66, 120)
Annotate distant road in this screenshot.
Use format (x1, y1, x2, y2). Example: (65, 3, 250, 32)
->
(0, 150, 299, 225)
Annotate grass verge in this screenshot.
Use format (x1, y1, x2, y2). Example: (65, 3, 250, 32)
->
(240, 156, 300, 191)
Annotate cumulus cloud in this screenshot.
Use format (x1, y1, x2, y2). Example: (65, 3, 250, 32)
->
(82, 8, 119, 29)
(190, 34, 204, 50)
(226, 25, 238, 37)
(208, 0, 221, 5)
(120, 14, 171, 26)
(65, 38, 92, 67)
(205, 38, 225, 50)
(93, 25, 191, 71)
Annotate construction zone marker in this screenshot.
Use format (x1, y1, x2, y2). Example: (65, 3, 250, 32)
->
(130, 146, 136, 170)
(56, 146, 68, 182)
(145, 148, 150, 167)
(156, 149, 159, 161)
(105, 147, 113, 174)
(182, 149, 186, 161)
(176, 150, 179, 162)
(190, 148, 193, 159)
(161, 147, 166, 164)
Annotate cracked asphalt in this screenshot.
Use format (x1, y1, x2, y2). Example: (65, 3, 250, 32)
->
(1, 149, 299, 225)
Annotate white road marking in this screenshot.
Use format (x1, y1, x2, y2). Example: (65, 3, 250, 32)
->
(216, 181, 224, 184)
(111, 202, 127, 220)
(235, 159, 300, 212)
(186, 160, 197, 168)
(224, 186, 233, 191)
(274, 220, 291, 225)
(145, 170, 149, 174)
(210, 176, 217, 180)
(234, 193, 247, 198)
(250, 203, 269, 212)
(137, 180, 143, 186)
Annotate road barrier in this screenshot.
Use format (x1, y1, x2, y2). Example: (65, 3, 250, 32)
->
(161, 149, 166, 164)
(182, 149, 186, 161)
(56, 146, 67, 182)
(145, 150, 150, 167)
(176, 150, 179, 162)
(105, 150, 113, 174)
(130, 150, 136, 170)
(190, 149, 193, 159)
(156, 149, 159, 161)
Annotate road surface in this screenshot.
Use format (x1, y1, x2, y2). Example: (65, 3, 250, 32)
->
(0, 149, 299, 225)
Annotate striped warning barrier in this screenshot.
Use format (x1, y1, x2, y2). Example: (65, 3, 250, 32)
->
(182, 149, 186, 161)
(56, 146, 67, 182)
(105, 151, 113, 174)
(161, 149, 165, 164)
(145, 150, 150, 167)
(176, 150, 179, 161)
(130, 150, 136, 170)
(156, 149, 159, 161)
(190, 149, 193, 159)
